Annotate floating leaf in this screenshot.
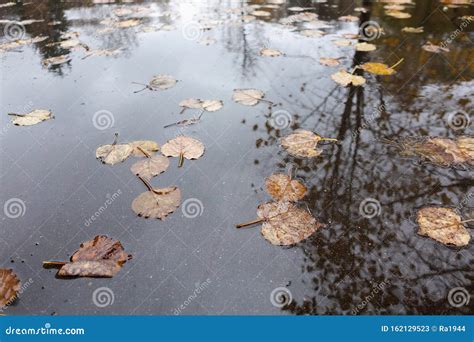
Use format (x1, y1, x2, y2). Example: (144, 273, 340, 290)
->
(333, 40, 352, 46)
(8, 109, 53, 126)
(265, 173, 306, 202)
(236, 202, 324, 246)
(42, 55, 71, 67)
(114, 19, 141, 28)
(281, 129, 337, 158)
(251, 10, 271, 17)
(164, 112, 204, 128)
(43, 235, 132, 278)
(161, 136, 205, 167)
(338, 15, 359, 22)
(179, 98, 222, 113)
(260, 48, 283, 57)
(402, 26, 424, 33)
(96, 133, 133, 165)
(131, 146, 169, 180)
(133, 75, 177, 93)
(331, 70, 366, 87)
(319, 57, 341, 67)
(82, 48, 122, 59)
(416, 207, 471, 247)
(386, 10, 411, 19)
(422, 42, 449, 53)
(300, 29, 325, 38)
(132, 176, 181, 219)
(355, 42, 377, 51)
(232, 88, 268, 106)
(394, 136, 473, 167)
(129, 140, 160, 157)
(360, 59, 404, 76)
(198, 37, 217, 45)
(0, 269, 20, 308)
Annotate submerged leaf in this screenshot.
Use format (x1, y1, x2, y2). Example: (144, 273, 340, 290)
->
(265, 174, 306, 202)
(8, 109, 53, 126)
(281, 129, 337, 158)
(331, 70, 366, 86)
(0, 269, 21, 308)
(417, 207, 471, 247)
(232, 88, 266, 106)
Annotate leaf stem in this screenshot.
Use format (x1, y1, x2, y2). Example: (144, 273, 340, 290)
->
(137, 146, 150, 158)
(112, 132, 119, 146)
(178, 152, 184, 168)
(138, 175, 154, 192)
(42, 261, 67, 268)
(461, 219, 474, 224)
(320, 137, 338, 142)
(235, 218, 264, 228)
(390, 58, 404, 69)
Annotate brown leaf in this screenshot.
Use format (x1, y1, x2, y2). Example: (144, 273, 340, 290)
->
(132, 183, 181, 220)
(232, 89, 266, 106)
(417, 207, 471, 247)
(319, 57, 341, 67)
(281, 129, 337, 158)
(8, 109, 53, 126)
(422, 42, 449, 53)
(131, 155, 169, 180)
(45, 235, 131, 278)
(0, 269, 21, 308)
(258, 202, 324, 245)
(260, 48, 283, 57)
(331, 70, 366, 86)
(96, 143, 133, 165)
(161, 136, 205, 166)
(265, 174, 306, 202)
(129, 140, 160, 157)
(355, 42, 377, 52)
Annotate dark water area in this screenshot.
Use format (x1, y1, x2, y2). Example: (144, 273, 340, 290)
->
(0, 0, 473, 315)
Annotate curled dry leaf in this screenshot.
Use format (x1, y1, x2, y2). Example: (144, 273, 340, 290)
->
(42, 55, 71, 67)
(44, 235, 132, 278)
(260, 48, 283, 57)
(96, 133, 133, 165)
(355, 42, 377, 52)
(8, 109, 53, 126)
(236, 202, 324, 246)
(129, 140, 160, 157)
(232, 88, 266, 106)
(161, 136, 205, 167)
(331, 70, 366, 87)
(422, 42, 449, 53)
(416, 207, 471, 247)
(281, 129, 337, 158)
(265, 173, 306, 202)
(0, 269, 21, 308)
(132, 177, 181, 220)
(319, 57, 341, 67)
(402, 26, 424, 33)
